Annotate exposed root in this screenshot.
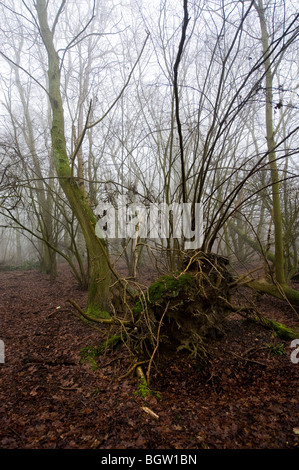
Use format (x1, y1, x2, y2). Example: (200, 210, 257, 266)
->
(74, 251, 298, 385)
(128, 251, 234, 371)
(68, 298, 132, 326)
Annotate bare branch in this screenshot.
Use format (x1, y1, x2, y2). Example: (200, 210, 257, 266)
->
(51, 0, 66, 34)
(87, 32, 150, 130)
(71, 99, 93, 176)
(59, 0, 96, 71)
(173, 0, 190, 204)
(0, 50, 49, 97)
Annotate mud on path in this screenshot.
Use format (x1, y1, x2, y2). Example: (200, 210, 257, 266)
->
(0, 263, 298, 449)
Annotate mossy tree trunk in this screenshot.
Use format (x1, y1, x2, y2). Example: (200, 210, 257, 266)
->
(36, 0, 111, 315)
(255, 0, 285, 285)
(224, 1, 299, 308)
(246, 279, 299, 307)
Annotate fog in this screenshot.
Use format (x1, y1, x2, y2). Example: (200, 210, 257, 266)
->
(0, 0, 298, 286)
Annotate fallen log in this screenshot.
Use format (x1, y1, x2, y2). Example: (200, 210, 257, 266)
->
(245, 279, 299, 308)
(241, 310, 298, 340)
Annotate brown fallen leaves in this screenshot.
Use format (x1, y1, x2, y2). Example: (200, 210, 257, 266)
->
(0, 263, 298, 449)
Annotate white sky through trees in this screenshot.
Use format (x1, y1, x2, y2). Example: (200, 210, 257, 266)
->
(0, 0, 298, 266)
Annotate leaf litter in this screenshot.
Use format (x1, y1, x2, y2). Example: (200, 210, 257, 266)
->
(0, 263, 298, 449)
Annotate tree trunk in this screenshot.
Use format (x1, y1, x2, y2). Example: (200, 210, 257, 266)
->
(229, 222, 275, 263)
(246, 279, 299, 308)
(255, 0, 285, 284)
(36, 0, 111, 315)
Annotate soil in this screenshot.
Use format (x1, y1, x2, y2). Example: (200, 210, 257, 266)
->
(0, 262, 298, 450)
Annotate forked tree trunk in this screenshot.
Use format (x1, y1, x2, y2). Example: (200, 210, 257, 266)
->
(36, 0, 111, 315)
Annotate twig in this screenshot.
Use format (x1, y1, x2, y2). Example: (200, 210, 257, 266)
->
(7, 425, 25, 446)
(173, 0, 190, 203)
(58, 386, 77, 391)
(146, 301, 170, 385)
(67, 298, 131, 326)
(142, 407, 159, 420)
(230, 351, 267, 367)
(241, 345, 269, 357)
(118, 360, 148, 380)
(230, 265, 264, 286)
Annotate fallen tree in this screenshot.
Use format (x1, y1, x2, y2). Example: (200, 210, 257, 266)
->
(228, 223, 299, 307)
(131, 252, 233, 359)
(243, 278, 299, 309)
(70, 250, 299, 388)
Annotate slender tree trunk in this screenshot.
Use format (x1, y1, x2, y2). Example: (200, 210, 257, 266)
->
(11, 53, 57, 279)
(255, 0, 285, 284)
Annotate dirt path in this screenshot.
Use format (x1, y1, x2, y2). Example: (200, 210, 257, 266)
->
(0, 264, 298, 449)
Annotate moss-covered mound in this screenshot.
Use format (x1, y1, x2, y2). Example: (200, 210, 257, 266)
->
(133, 252, 233, 358)
(133, 272, 196, 314)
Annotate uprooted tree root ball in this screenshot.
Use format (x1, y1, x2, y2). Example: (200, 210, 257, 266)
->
(130, 251, 234, 362)
(76, 252, 236, 379)
(74, 251, 298, 384)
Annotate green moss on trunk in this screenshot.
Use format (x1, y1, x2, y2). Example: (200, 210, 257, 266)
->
(247, 279, 299, 306)
(36, 0, 111, 316)
(133, 273, 195, 314)
(85, 305, 111, 320)
(258, 317, 298, 340)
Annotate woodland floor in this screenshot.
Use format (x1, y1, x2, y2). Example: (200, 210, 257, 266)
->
(0, 261, 299, 451)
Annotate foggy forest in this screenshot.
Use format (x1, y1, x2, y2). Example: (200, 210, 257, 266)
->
(0, 0, 298, 453)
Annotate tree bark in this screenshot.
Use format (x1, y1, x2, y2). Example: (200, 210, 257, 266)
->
(246, 279, 299, 308)
(255, 0, 285, 284)
(36, 0, 111, 315)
